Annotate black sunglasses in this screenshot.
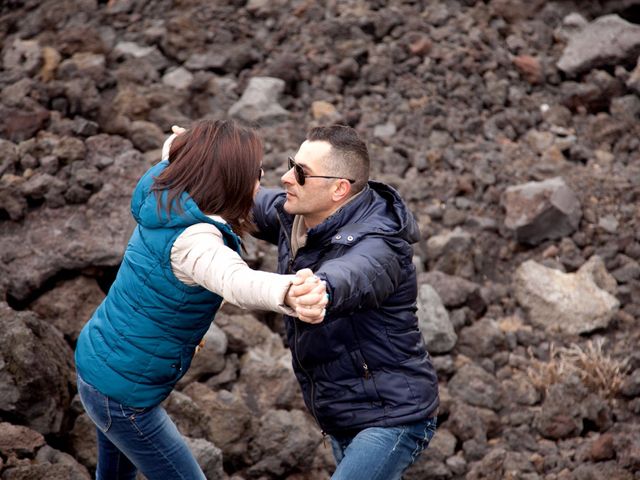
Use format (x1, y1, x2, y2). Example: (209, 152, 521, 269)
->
(287, 157, 355, 186)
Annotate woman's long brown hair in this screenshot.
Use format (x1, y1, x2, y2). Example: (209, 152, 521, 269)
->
(152, 119, 262, 237)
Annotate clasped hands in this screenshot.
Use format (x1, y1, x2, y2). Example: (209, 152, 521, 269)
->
(285, 269, 328, 324)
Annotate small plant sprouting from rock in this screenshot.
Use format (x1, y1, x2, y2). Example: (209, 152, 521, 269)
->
(527, 339, 628, 399)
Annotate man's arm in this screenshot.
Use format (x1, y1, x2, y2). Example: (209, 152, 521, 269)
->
(252, 187, 286, 245)
(313, 237, 409, 315)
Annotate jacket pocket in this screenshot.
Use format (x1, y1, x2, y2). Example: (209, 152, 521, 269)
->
(350, 350, 381, 403)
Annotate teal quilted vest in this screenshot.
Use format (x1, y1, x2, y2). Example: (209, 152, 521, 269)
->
(75, 160, 240, 407)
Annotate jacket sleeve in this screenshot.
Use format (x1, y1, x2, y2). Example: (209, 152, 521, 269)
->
(252, 187, 285, 245)
(171, 223, 295, 314)
(314, 237, 407, 314)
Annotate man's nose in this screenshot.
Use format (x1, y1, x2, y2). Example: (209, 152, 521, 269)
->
(281, 167, 296, 186)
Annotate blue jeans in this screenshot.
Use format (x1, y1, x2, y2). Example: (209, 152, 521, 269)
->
(76, 374, 205, 480)
(330, 416, 437, 480)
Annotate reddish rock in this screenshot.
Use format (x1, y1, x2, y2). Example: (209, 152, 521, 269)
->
(407, 33, 433, 56)
(0, 423, 45, 457)
(591, 433, 615, 461)
(0, 106, 49, 143)
(513, 55, 543, 85)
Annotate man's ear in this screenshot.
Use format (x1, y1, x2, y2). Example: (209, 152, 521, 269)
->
(331, 179, 352, 203)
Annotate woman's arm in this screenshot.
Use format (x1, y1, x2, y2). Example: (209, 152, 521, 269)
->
(171, 223, 295, 314)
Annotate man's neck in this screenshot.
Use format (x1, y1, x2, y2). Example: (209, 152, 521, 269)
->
(302, 202, 346, 229)
(303, 212, 332, 230)
(301, 189, 365, 230)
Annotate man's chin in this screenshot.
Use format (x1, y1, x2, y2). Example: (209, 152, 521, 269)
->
(284, 201, 305, 216)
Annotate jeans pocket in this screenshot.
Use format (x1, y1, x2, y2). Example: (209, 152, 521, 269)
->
(121, 405, 147, 418)
(424, 416, 438, 440)
(408, 417, 438, 463)
(77, 375, 112, 433)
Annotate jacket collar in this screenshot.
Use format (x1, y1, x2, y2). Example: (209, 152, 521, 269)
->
(275, 181, 419, 246)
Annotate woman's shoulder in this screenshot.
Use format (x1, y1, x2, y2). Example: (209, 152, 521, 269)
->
(177, 222, 225, 241)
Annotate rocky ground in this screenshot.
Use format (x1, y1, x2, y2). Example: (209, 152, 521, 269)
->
(1, 0, 640, 478)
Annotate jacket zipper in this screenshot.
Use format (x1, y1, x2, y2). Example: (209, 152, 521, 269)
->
(363, 362, 371, 380)
(293, 319, 325, 439)
(278, 213, 325, 440)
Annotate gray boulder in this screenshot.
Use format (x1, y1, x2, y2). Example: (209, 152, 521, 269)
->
(457, 318, 508, 358)
(533, 374, 587, 439)
(162, 66, 194, 90)
(418, 270, 486, 313)
(128, 120, 165, 152)
(33, 445, 91, 479)
(179, 382, 253, 460)
(245, 409, 322, 478)
(627, 56, 640, 94)
(426, 227, 475, 278)
(236, 333, 303, 413)
(215, 312, 274, 354)
(417, 284, 457, 354)
(0, 304, 75, 434)
(514, 256, 619, 335)
(30, 276, 104, 342)
(447, 402, 500, 443)
(57, 52, 106, 83)
(558, 14, 640, 76)
(68, 413, 97, 471)
(448, 364, 503, 411)
(0, 139, 19, 177)
(185, 437, 224, 480)
(501, 177, 582, 245)
(2, 39, 42, 75)
(229, 77, 289, 125)
(2, 135, 146, 304)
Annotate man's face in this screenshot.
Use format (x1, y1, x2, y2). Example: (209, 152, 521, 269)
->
(281, 140, 336, 225)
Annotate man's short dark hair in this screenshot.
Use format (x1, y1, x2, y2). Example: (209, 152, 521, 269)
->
(306, 125, 370, 194)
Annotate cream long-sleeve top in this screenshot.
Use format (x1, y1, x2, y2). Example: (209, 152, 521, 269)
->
(163, 133, 294, 315)
(170, 216, 295, 315)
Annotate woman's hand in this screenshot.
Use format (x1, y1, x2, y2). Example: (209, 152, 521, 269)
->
(285, 269, 328, 324)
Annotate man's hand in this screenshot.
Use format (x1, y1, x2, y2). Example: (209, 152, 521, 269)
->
(285, 269, 328, 324)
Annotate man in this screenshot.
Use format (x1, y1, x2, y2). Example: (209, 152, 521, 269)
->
(253, 125, 439, 480)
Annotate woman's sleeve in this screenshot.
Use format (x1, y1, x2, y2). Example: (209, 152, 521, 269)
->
(162, 133, 177, 160)
(171, 223, 295, 315)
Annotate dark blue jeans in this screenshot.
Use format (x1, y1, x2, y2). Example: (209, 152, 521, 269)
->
(77, 374, 205, 480)
(330, 416, 437, 480)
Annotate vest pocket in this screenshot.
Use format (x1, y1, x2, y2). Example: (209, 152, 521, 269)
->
(149, 354, 183, 385)
(178, 346, 195, 379)
(162, 347, 195, 384)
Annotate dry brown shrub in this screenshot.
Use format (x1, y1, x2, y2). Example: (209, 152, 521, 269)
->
(527, 338, 628, 398)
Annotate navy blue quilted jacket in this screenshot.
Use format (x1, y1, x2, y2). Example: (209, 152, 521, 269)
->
(253, 182, 439, 434)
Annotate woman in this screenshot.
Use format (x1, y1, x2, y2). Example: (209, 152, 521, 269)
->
(75, 119, 326, 479)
